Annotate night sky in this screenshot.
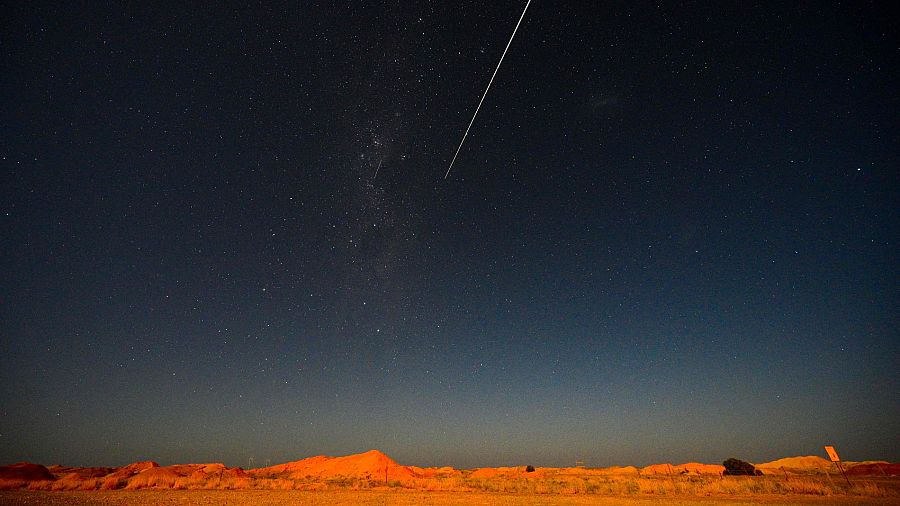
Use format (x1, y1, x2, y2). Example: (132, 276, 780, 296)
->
(2, 2, 897, 470)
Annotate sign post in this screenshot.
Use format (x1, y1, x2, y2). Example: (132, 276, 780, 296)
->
(824, 445, 851, 487)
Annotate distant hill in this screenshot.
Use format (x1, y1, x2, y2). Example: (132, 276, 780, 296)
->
(846, 463, 900, 476)
(756, 456, 833, 473)
(249, 449, 415, 481)
(640, 463, 725, 475)
(0, 463, 54, 483)
(0, 460, 248, 490)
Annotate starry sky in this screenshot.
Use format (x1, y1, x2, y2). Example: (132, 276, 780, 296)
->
(1, 2, 897, 469)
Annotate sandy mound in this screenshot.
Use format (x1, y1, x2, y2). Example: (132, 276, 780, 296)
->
(103, 461, 160, 481)
(599, 466, 640, 475)
(0, 463, 55, 482)
(469, 468, 504, 478)
(408, 466, 461, 478)
(124, 467, 182, 489)
(639, 463, 723, 475)
(640, 463, 676, 475)
(46, 465, 116, 479)
(118, 463, 246, 489)
(846, 463, 900, 476)
(251, 450, 415, 481)
(756, 456, 832, 473)
(186, 463, 247, 479)
(118, 461, 158, 474)
(675, 463, 725, 475)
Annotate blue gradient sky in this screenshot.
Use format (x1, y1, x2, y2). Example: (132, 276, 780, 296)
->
(1, 1, 897, 469)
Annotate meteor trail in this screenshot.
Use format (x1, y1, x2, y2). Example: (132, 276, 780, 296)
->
(374, 158, 383, 179)
(444, 0, 532, 180)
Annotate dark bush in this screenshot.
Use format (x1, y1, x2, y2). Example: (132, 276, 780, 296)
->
(525, 465, 535, 473)
(722, 458, 762, 476)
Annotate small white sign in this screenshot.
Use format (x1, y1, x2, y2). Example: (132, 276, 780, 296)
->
(824, 445, 840, 462)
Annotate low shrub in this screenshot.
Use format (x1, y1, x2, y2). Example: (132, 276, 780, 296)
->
(723, 458, 762, 476)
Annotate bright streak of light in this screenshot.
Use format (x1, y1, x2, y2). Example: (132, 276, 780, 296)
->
(444, 0, 533, 180)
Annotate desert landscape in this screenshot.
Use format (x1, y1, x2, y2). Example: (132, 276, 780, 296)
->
(4, 2, 896, 506)
(1, 450, 898, 505)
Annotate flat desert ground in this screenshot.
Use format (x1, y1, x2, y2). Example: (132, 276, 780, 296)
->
(2, 490, 900, 506)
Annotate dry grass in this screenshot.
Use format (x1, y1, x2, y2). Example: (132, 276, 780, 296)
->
(4, 473, 899, 501)
(171, 475, 252, 490)
(99, 477, 124, 490)
(431, 473, 898, 498)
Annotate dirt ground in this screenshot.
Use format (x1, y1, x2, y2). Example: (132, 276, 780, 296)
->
(1, 490, 898, 506)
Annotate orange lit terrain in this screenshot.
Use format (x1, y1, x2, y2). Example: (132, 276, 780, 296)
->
(1, 451, 898, 504)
